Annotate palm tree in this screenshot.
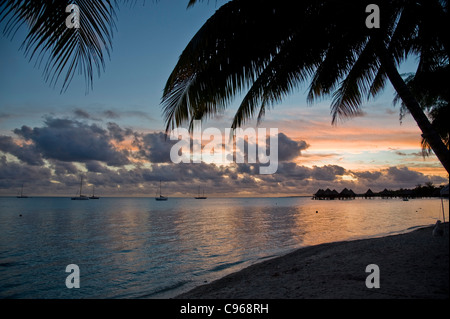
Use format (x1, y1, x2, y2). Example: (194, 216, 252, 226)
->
(394, 61, 449, 155)
(162, 0, 450, 173)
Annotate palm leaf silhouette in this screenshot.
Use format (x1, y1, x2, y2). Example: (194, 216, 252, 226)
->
(1, 0, 117, 92)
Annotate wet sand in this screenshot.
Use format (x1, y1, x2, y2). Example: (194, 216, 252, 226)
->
(176, 223, 449, 299)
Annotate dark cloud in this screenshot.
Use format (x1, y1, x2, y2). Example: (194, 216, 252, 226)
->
(394, 150, 424, 157)
(107, 122, 135, 142)
(351, 170, 382, 181)
(0, 156, 52, 189)
(234, 163, 260, 175)
(12, 117, 130, 166)
(233, 132, 309, 163)
(350, 166, 447, 193)
(275, 162, 312, 180)
(85, 161, 110, 173)
(386, 166, 427, 183)
(276, 133, 309, 162)
(0, 135, 44, 166)
(136, 132, 177, 163)
(310, 165, 346, 181)
(103, 110, 120, 119)
(51, 160, 78, 175)
(73, 108, 91, 119)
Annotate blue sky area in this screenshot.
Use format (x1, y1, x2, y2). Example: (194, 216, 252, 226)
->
(1, 2, 222, 131)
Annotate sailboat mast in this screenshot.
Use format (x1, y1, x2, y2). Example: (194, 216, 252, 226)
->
(79, 176, 83, 196)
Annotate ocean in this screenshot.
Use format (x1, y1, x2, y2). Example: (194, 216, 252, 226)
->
(0, 196, 447, 299)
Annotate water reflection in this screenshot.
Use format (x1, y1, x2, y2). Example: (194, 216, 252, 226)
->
(293, 197, 448, 246)
(0, 196, 447, 298)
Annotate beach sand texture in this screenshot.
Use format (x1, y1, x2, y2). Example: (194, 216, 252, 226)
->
(176, 223, 449, 299)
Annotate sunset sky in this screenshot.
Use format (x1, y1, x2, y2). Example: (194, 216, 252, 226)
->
(0, 1, 448, 197)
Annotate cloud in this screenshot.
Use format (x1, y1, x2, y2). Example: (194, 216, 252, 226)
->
(103, 110, 120, 119)
(275, 162, 312, 180)
(0, 113, 14, 123)
(0, 115, 446, 196)
(351, 170, 382, 181)
(106, 122, 135, 142)
(310, 164, 346, 181)
(12, 117, 130, 166)
(386, 166, 428, 183)
(73, 108, 91, 119)
(232, 132, 309, 164)
(84, 161, 110, 173)
(394, 150, 424, 157)
(0, 155, 52, 188)
(135, 132, 177, 163)
(276, 133, 309, 161)
(348, 166, 447, 192)
(51, 160, 79, 175)
(0, 135, 44, 166)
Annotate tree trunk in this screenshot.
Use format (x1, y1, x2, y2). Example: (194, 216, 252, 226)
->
(379, 49, 450, 175)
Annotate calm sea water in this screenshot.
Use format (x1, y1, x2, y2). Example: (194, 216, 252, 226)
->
(0, 196, 448, 299)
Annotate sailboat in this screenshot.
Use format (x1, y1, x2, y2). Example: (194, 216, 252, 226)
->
(17, 184, 29, 198)
(89, 186, 100, 199)
(194, 187, 207, 199)
(71, 176, 89, 200)
(155, 180, 168, 201)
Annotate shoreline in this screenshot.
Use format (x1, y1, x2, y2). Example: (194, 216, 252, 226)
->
(175, 223, 449, 299)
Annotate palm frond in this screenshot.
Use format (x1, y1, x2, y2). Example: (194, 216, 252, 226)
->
(232, 30, 326, 129)
(162, 0, 308, 131)
(163, 0, 449, 135)
(330, 41, 379, 124)
(1, 0, 117, 92)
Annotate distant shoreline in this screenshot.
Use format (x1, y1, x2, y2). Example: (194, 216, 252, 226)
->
(2, 183, 448, 199)
(175, 223, 449, 299)
(1, 195, 447, 199)
(0, 195, 330, 199)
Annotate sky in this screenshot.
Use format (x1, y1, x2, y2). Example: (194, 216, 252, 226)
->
(0, 1, 448, 197)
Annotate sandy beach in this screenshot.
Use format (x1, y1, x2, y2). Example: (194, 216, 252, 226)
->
(176, 223, 449, 299)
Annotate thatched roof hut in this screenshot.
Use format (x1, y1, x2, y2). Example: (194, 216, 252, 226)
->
(339, 188, 356, 199)
(364, 189, 375, 198)
(313, 188, 339, 199)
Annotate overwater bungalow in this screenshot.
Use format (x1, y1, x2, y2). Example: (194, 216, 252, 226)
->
(313, 185, 448, 200)
(313, 188, 339, 200)
(364, 189, 375, 199)
(313, 189, 325, 200)
(338, 188, 356, 200)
